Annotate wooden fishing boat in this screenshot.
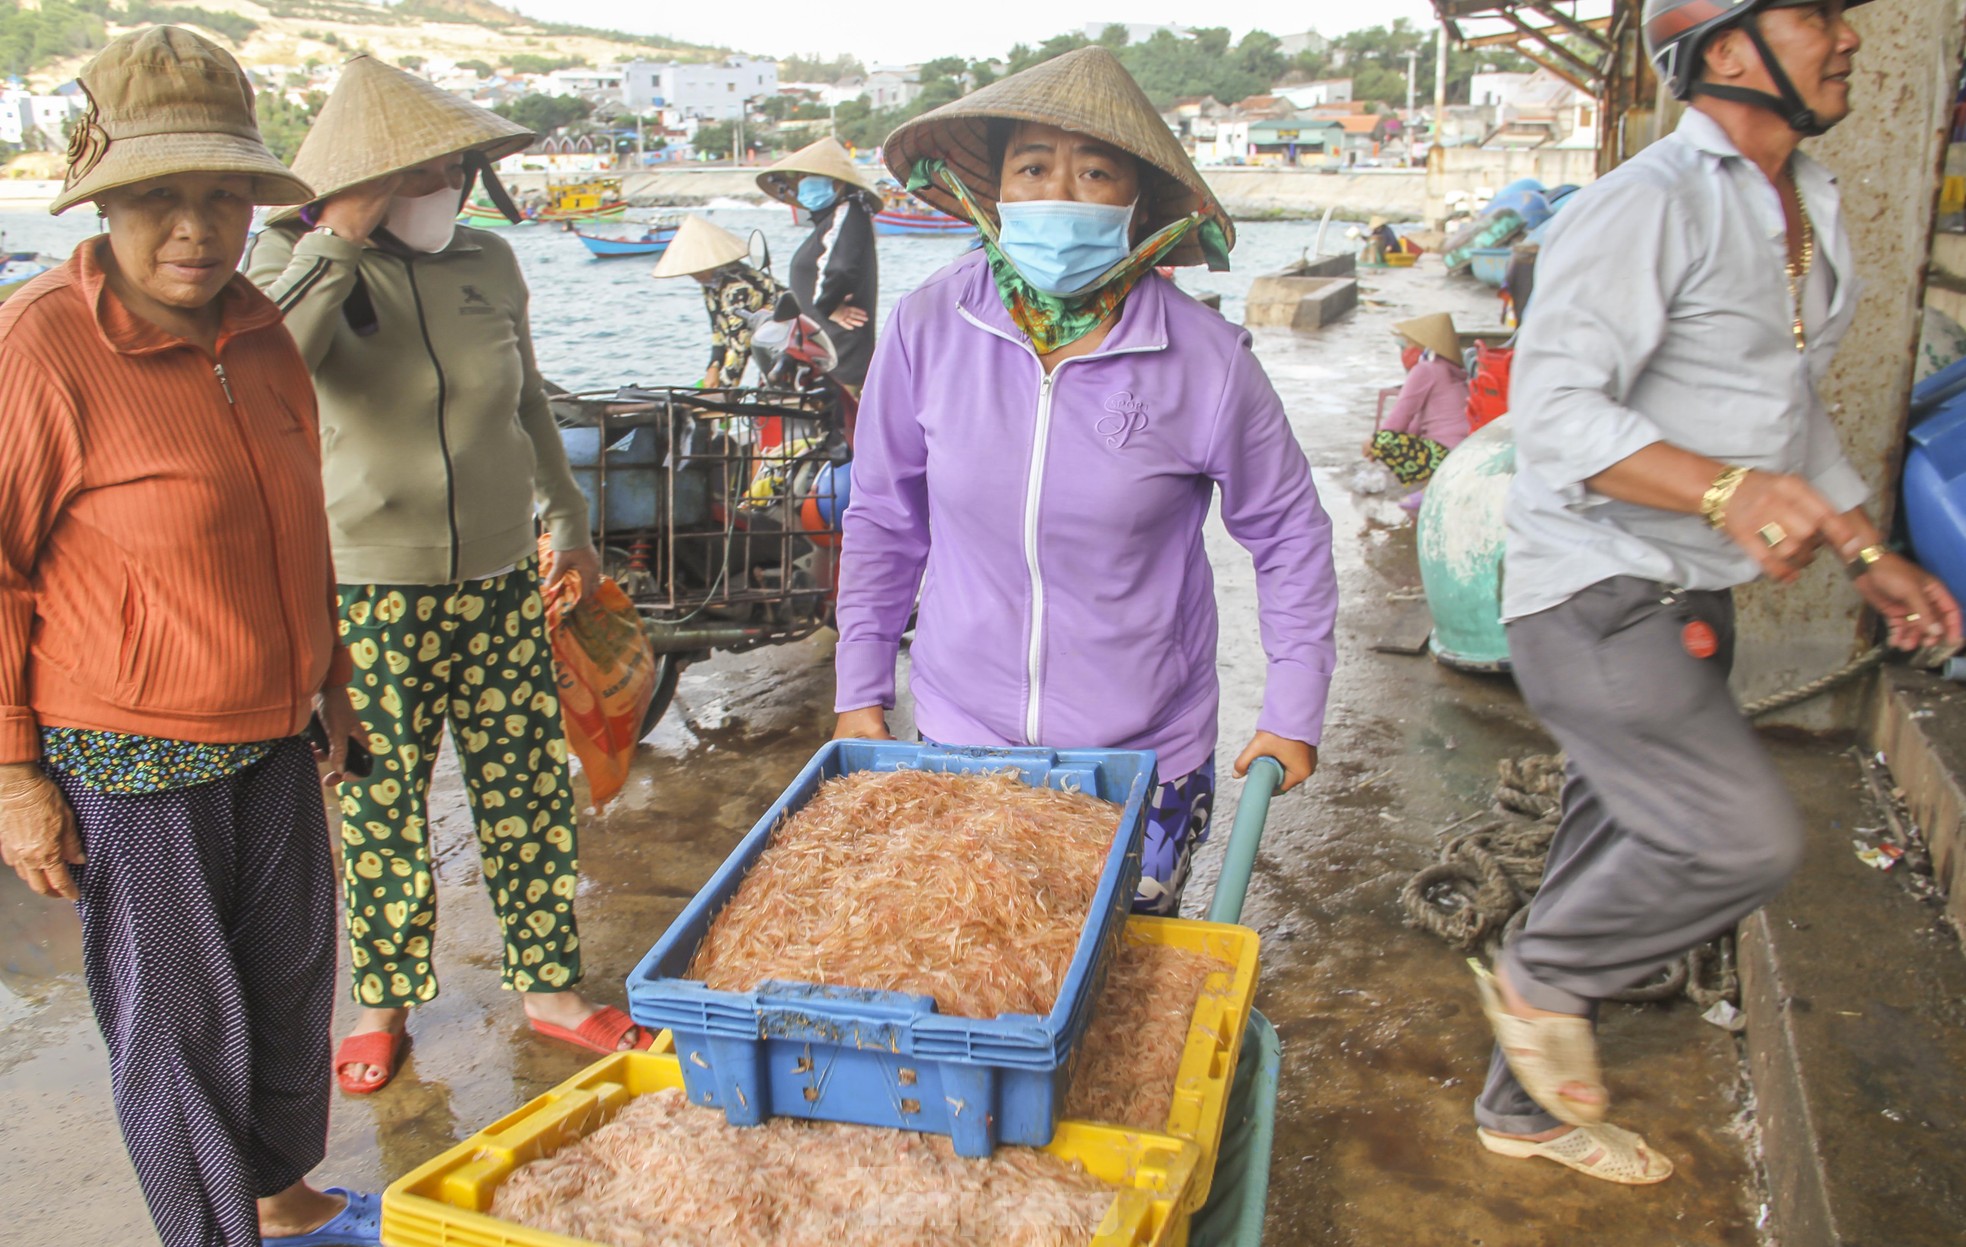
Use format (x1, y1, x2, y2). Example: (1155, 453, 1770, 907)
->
(537, 176, 629, 223)
(873, 204, 971, 236)
(457, 199, 529, 226)
(873, 186, 971, 236)
(574, 221, 681, 259)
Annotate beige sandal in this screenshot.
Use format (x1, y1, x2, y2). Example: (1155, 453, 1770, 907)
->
(1478, 1123, 1674, 1185)
(1470, 959, 1607, 1127)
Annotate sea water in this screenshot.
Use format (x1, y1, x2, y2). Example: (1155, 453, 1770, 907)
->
(0, 205, 1325, 393)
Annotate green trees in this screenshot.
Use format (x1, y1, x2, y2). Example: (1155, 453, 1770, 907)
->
(0, 0, 106, 78)
(777, 52, 863, 84)
(256, 89, 325, 162)
(505, 53, 587, 75)
(693, 119, 732, 158)
(492, 93, 592, 135)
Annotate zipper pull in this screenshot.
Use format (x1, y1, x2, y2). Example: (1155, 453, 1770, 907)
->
(213, 363, 235, 406)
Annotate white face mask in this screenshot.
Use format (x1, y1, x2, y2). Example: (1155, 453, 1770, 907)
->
(383, 186, 460, 253)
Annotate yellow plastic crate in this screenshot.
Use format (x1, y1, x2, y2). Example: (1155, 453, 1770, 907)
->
(381, 1050, 1201, 1247)
(1113, 916, 1260, 1210)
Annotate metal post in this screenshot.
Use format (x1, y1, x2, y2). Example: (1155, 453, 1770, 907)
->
(1435, 20, 1450, 152)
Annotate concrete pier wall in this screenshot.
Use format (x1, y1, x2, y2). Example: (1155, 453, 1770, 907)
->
(1423, 147, 1601, 223)
(1732, 0, 1966, 732)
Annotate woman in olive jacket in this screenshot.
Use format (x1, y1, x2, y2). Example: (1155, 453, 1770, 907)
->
(247, 56, 653, 1096)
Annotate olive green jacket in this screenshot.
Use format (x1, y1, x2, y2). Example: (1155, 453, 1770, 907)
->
(245, 224, 590, 586)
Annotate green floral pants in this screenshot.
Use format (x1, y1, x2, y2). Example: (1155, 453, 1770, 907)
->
(335, 559, 581, 1008)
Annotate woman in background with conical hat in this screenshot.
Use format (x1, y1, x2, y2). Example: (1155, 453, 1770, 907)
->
(756, 136, 881, 388)
(245, 56, 654, 1097)
(652, 213, 787, 389)
(1367, 312, 1471, 500)
(832, 48, 1339, 917)
(0, 28, 385, 1246)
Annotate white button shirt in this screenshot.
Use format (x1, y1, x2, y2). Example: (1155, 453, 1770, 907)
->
(1502, 109, 1871, 621)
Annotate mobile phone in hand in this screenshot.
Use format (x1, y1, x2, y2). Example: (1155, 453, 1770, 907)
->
(306, 714, 374, 779)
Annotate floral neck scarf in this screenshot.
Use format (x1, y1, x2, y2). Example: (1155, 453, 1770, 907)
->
(909, 159, 1231, 354)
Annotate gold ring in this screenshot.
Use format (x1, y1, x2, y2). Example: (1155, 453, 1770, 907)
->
(1759, 523, 1788, 548)
(1905, 613, 1922, 623)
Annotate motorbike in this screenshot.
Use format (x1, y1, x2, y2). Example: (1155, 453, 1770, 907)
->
(549, 295, 853, 737)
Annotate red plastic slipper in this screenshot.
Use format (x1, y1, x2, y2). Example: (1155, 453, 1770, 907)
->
(334, 1029, 409, 1096)
(528, 1005, 656, 1055)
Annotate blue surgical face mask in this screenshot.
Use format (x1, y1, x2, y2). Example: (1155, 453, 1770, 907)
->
(797, 176, 839, 213)
(994, 198, 1139, 297)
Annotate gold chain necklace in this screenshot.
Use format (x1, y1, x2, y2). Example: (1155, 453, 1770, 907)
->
(1785, 191, 1816, 353)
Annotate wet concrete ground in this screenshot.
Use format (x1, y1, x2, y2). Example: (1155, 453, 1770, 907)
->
(0, 261, 1821, 1245)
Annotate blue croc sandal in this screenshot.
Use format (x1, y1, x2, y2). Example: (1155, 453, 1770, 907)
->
(264, 1188, 382, 1247)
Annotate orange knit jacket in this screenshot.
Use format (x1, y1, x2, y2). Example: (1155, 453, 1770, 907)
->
(0, 238, 351, 763)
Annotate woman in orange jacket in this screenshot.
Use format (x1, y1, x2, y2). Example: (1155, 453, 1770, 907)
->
(0, 29, 380, 1247)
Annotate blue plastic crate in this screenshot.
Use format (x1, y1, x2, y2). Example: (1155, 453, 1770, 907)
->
(625, 740, 1156, 1157)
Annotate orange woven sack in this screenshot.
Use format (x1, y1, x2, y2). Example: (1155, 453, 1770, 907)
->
(540, 538, 657, 810)
(1466, 341, 1513, 432)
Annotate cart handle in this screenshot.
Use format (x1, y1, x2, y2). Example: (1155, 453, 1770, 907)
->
(1207, 756, 1283, 926)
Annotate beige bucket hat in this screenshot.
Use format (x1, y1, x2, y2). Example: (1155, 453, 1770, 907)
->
(1394, 312, 1461, 361)
(882, 47, 1233, 267)
(651, 215, 749, 279)
(267, 55, 534, 222)
(755, 136, 881, 208)
(53, 26, 312, 215)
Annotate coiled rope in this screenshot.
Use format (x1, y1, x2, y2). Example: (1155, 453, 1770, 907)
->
(1397, 652, 1885, 1006)
(1399, 754, 1740, 1007)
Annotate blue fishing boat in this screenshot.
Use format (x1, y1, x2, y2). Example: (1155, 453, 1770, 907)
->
(1467, 247, 1515, 288)
(573, 222, 681, 259)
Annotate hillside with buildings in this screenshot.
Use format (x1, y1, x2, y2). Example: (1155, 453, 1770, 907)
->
(10, 0, 718, 91)
(1, 9, 1585, 201)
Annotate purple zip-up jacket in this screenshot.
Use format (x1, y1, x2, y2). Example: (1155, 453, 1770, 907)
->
(834, 251, 1337, 779)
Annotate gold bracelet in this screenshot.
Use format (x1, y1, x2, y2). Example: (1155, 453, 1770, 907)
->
(1699, 465, 1750, 531)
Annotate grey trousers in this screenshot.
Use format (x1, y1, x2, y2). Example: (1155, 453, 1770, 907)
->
(1474, 576, 1805, 1134)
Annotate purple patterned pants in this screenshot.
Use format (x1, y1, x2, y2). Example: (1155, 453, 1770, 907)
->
(64, 738, 336, 1247)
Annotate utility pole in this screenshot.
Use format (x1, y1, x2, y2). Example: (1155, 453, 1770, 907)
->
(1405, 48, 1417, 119)
(1434, 20, 1450, 155)
(733, 100, 743, 166)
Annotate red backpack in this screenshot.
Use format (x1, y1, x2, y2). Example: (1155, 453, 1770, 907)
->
(1466, 340, 1513, 432)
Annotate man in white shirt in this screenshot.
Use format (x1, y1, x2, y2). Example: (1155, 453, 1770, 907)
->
(1471, 0, 1961, 1184)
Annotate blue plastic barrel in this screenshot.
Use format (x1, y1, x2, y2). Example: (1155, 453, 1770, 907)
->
(1904, 394, 1966, 602)
(560, 425, 709, 532)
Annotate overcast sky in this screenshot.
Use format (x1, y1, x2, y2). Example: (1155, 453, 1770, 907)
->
(503, 1, 1445, 67)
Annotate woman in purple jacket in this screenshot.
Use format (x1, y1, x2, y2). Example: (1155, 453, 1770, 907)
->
(831, 48, 1339, 916)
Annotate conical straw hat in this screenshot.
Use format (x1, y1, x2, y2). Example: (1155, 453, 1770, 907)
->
(53, 27, 312, 214)
(756, 136, 881, 208)
(1394, 312, 1461, 361)
(651, 214, 749, 278)
(266, 55, 534, 221)
(882, 47, 1233, 267)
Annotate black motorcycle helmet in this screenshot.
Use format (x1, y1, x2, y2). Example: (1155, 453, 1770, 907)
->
(1643, 0, 1878, 136)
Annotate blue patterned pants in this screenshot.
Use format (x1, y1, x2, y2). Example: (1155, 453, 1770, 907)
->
(1134, 760, 1217, 917)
